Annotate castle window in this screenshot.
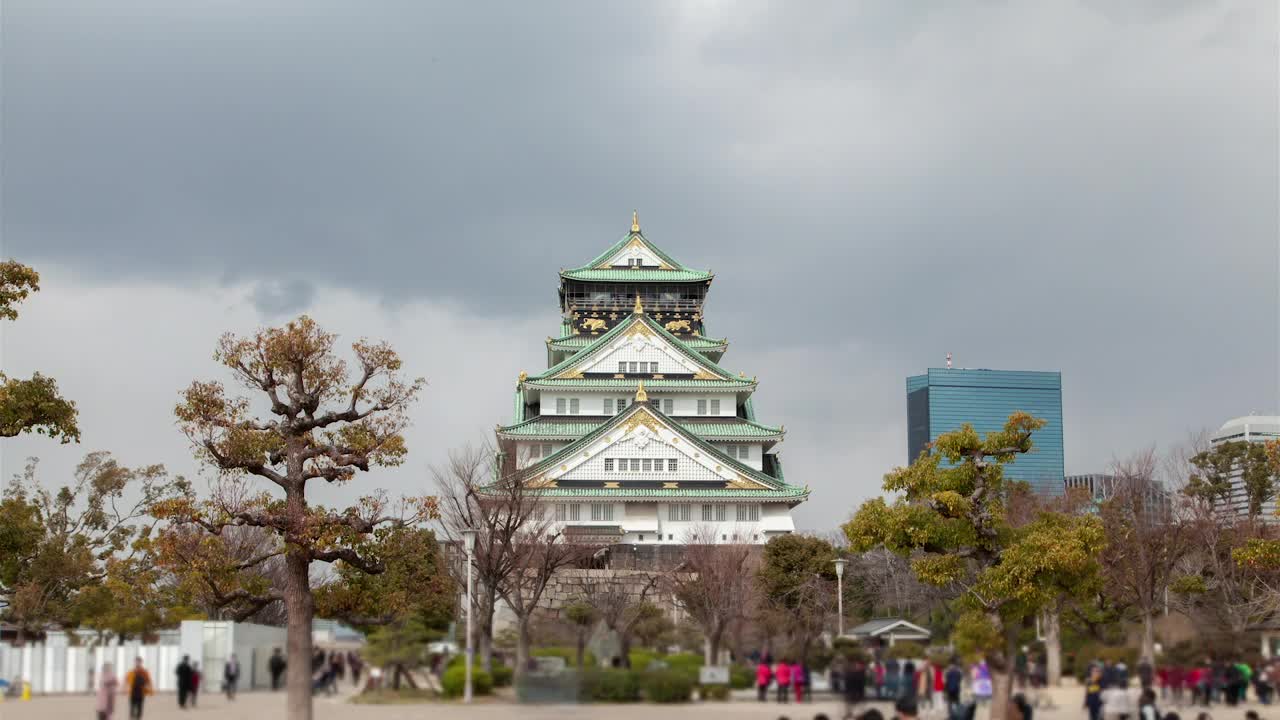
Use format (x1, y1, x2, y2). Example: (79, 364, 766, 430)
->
(618, 362, 627, 374)
(617, 397, 628, 413)
(590, 503, 613, 521)
(630, 459, 641, 472)
(604, 458, 614, 472)
(556, 398, 566, 414)
(629, 361, 639, 373)
(702, 504, 714, 522)
(668, 504, 691, 522)
(604, 399, 614, 415)
(649, 362, 659, 373)
(736, 504, 760, 522)
(668, 459, 677, 472)
(697, 399, 707, 415)
(710, 399, 721, 415)
(715, 504, 727, 522)
(649, 399, 660, 410)
(663, 399, 674, 414)
(569, 398, 580, 415)
(642, 459, 653, 472)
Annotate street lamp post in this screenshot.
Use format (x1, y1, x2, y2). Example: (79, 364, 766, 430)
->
(462, 528, 477, 703)
(833, 558, 847, 638)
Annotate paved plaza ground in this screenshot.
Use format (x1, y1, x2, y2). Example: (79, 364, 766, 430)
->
(3, 686, 1273, 720)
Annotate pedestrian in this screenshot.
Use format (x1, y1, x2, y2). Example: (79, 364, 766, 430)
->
(96, 662, 118, 720)
(793, 659, 808, 703)
(190, 663, 201, 707)
(224, 653, 241, 700)
(902, 658, 917, 701)
(269, 648, 286, 691)
(1139, 661, 1155, 692)
(1103, 681, 1133, 720)
(1010, 693, 1034, 720)
(1169, 664, 1185, 707)
(1086, 666, 1105, 720)
(175, 655, 193, 708)
(896, 696, 920, 720)
(775, 657, 792, 703)
(349, 652, 363, 688)
(123, 657, 152, 720)
(972, 661, 993, 709)
(756, 657, 773, 702)
(1139, 688, 1160, 720)
(931, 658, 946, 709)
(844, 659, 867, 719)
(886, 657, 901, 700)
(944, 659, 964, 706)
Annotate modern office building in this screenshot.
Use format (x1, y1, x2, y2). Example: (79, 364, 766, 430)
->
(907, 367, 1065, 496)
(1211, 414, 1280, 518)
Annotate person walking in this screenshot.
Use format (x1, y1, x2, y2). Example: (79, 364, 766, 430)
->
(269, 648, 286, 691)
(96, 662, 119, 720)
(190, 663, 201, 707)
(775, 658, 792, 703)
(1139, 688, 1161, 720)
(756, 658, 773, 702)
(1086, 666, 1105, 720)
(123, 657, 152, 720)
(902, 658, 918, 701)
(844, 659, 867, 719)
(175, 655, 193, 708)
(793, 659, 808, 703)
(972, 661, 993, 710)
(944, 659, 964, 707)
(224, 654, 241, 700)
(349, 652, 363, 688)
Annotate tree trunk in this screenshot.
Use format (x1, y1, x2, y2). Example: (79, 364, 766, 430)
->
(1140, 613, 1156, 665)
(989, 671, 1012, 720)
(575, 631, 586, 669)
(514, 616, 533, 677)
(284, 547, 315, 720)
(479, 594, 496, 674)
(706, 626, 722, 666)
(619, 630, 632, 669)
(1044, 609, 1062, 686)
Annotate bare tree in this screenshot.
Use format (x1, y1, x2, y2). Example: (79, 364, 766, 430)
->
(434, 443, 519, 673)
(1098, 449, 1193, 664)
(663, 526, 757, 665)
(434, 440, 594, 676)
(583, 568, 662, 667)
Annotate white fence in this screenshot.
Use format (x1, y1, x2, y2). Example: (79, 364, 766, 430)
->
(0, 641, 182, 694)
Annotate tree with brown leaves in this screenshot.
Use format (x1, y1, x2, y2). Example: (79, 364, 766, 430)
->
(0, 260, 78, 443)
(154, 316, 435, 720)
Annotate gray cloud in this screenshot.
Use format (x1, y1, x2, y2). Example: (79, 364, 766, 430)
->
(1, 1, 1277, 529)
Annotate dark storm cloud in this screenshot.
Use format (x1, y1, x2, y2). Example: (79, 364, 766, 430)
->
(2, 0, 1277, 522)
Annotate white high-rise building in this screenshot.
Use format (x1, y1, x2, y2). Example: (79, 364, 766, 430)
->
(1211, 414, 1280, 517)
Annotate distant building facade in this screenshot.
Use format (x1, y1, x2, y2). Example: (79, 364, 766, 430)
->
(1211, 415, 1280, 518)
(907, 368, 1065, 496)
(1064, 472, 1173, 522)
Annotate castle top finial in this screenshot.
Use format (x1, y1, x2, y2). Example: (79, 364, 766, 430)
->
(631, 209, 640, 233)
(633, 293, 643, 314)
(635, 380, 648, 402)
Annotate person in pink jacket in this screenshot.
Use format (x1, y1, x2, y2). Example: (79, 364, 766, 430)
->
(756, 660, 773, 702)
(775, 658, 792, 703)
(793, 660, 807, 702)
(95, 662, 118, 720)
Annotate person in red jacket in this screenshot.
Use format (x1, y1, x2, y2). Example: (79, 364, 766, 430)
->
(756, 660, 772, 702)
(775, 658, 792, 704)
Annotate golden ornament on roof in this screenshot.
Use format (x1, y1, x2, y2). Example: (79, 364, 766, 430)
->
(632, 209, 640, 233)
(635, 380, 648, 402)
(633, 294, 644, 314)
(518, 370, 527, 383)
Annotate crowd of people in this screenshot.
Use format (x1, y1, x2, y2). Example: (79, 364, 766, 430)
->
(309, 649, 364, 695)
(1084, 657, 1279, 720)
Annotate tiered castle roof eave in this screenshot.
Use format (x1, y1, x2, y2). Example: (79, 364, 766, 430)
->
(497, 416, 786, 443)
(513, 400, 805, 500)
(560, 226, 714, 284)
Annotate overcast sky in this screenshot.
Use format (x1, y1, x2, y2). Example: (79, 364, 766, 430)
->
(2, 0, 1277, 531)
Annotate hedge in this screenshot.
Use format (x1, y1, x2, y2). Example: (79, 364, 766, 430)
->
(441, 665, 493, 698)
(641, 669, 694, 703)
(533, 646, 597, 668)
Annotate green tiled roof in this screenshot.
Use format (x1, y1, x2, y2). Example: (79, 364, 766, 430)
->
(547, 333, 728, 352)
(525, 377, 753, 391)
(497, 417, 784, 441)
(562, 229, 712, 283)
(530, 311, 747, 383)
(532, 487, 807, 501)
(561, 267, 713, 283)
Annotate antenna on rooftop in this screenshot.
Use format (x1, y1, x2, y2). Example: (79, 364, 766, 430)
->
(946, 353, 953, 370)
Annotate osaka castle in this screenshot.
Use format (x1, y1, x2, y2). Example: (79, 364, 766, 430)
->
(496, 212, 808, 546)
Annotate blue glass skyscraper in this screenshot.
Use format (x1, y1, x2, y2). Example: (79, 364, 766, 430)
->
(906, 368, 1065, 496)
